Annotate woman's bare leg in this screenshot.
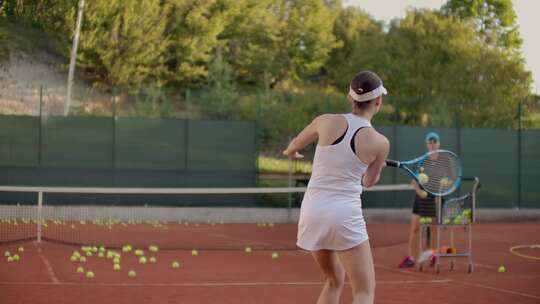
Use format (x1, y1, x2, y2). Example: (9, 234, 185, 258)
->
(337, 241, 376, 304)
(312, 250, 346, 304)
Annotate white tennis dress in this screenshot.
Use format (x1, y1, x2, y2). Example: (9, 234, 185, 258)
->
(297, 113, 371, 251)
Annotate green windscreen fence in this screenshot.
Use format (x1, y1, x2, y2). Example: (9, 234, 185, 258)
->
(520, 130, 540, 208)
(0, 115, 257, 206)
(0, 114, 539, 208)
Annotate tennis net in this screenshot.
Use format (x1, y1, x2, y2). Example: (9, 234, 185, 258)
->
(0, 184, 413, 250)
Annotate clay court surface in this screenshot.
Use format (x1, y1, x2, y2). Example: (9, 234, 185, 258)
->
(1, 222, 539, 304)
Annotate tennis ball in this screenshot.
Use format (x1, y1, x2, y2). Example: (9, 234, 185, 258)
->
(76, 266, 85, 273)
(440, 177, 450, 187)
(86, 251, 93, 257)
(91, 246, 98, 253)
(453, 215, 463, 225)
(191, 249, 198, 256)
(70, 255, 78, 262)
(99, 246, 106, 253)
(139, 257, 147, 264)
(443, 218, 451, 225)
(7, 256, 14, 263)
(4, 251, 10, 257)
(128, 270, 136, 277)
(113, 257, 121, 264)
(12, 254, 19, 261)
(419, 217, 426, 224)
(418, 173, 429, 185)
(425, 217, 433, 224)
(149, 245, 159, 252)
(271, 252, 279, 259)
(113, 264, 121, 271)
(498, 265, 506, 273)
(245, 246, 252, 253)
(17, 246, 24, 253)
(149, 256, 157, 263)
(79, 256, 87, 263)
(73, 251, 81, 257)
(134, 249, 144, 256)
(171, 261, 180, 268)
(85, 271, 95, 279)
(98, 252, 105, 258)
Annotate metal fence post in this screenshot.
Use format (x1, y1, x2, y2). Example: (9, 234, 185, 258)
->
(38, 85, 43, 167)
(517, 101, 522, 209)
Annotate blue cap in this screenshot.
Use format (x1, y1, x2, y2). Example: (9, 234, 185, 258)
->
(425, 132, 440, 142)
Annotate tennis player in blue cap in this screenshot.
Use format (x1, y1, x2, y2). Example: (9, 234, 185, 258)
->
(398, 131, 440, 268)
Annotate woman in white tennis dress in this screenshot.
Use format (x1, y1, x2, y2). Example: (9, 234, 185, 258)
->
(283, 71, 390, 304)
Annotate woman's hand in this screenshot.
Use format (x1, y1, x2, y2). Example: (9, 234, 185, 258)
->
(282, 150, 304, 159)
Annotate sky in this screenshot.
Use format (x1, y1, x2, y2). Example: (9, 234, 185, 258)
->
(343, 0, 540, 94)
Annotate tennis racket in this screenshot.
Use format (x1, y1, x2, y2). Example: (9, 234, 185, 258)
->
(385, 149, 462, 196)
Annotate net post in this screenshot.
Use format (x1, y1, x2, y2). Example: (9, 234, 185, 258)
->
(37, 191, 43, 243)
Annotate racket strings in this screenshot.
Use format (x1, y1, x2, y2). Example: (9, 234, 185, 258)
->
(418, 153, 460, 193)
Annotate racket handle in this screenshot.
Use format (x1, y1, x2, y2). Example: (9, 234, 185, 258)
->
(385, 159, 400, 167)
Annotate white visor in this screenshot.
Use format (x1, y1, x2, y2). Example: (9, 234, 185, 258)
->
(349, 85, 387, 102)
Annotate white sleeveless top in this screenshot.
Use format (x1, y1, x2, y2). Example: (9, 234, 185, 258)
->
(297, 113, 372, 251)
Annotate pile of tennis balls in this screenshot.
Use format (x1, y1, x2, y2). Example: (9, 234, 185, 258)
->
(4, 246, 24, 263)
(419, 217, 433, 225)
(442, 208, 472, 225)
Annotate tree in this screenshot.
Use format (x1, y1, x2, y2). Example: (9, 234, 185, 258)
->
(76, 0, 170, 89)
(441, 0, 521, 53)
(165, 0, 235, 85)
(223, 0, 340, 87)
(324, 6, 385, 91)
(382, 9, 531, 127)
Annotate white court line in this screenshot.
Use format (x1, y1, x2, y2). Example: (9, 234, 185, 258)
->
(33, 241, 60, 284)
(459, 282, 540, 301)
(0, 279, 452, 287)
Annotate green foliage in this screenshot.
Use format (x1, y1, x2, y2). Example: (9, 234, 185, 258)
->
(78, 0, 170, 88)
(223, 0, 340, 86)
(325, 6, 384, 90)
(442, 0, 521, 52)
(194, 53, 241, 120)
(2, 0, 535, 131)
(165, 0, 234, 84)
(378, 9, 531, 128)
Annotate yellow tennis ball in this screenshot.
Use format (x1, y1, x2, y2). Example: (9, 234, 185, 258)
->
(79, 256, 87, 263)
(12, 254, 19, 261)
(149, 256, 157, 263)
(70, 255, 78, 262)
(418, 173, 429, 185)
(128, 270, 136, 277)
(113, 257, 121, 264)
(7, 256, 14, 263)
(17, 246, 24, 253)
(245, 246, 252, 253)
(85, 271, 95, 279)
(271, 252, 279, 259)
(139, 257, 147, 264)
(4, 251, 10, 257)
(113, 264, 121, 271)
(98, 252, 105, 258)
(498, 265, 506, 273)
(134, 249, 144, 256)
(191, 249, 198, 256)
(76, 266, 85, 273)
(171, 261, 180, 269)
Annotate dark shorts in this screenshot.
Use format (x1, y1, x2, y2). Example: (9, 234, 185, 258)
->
(412, 196, 436, 217)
